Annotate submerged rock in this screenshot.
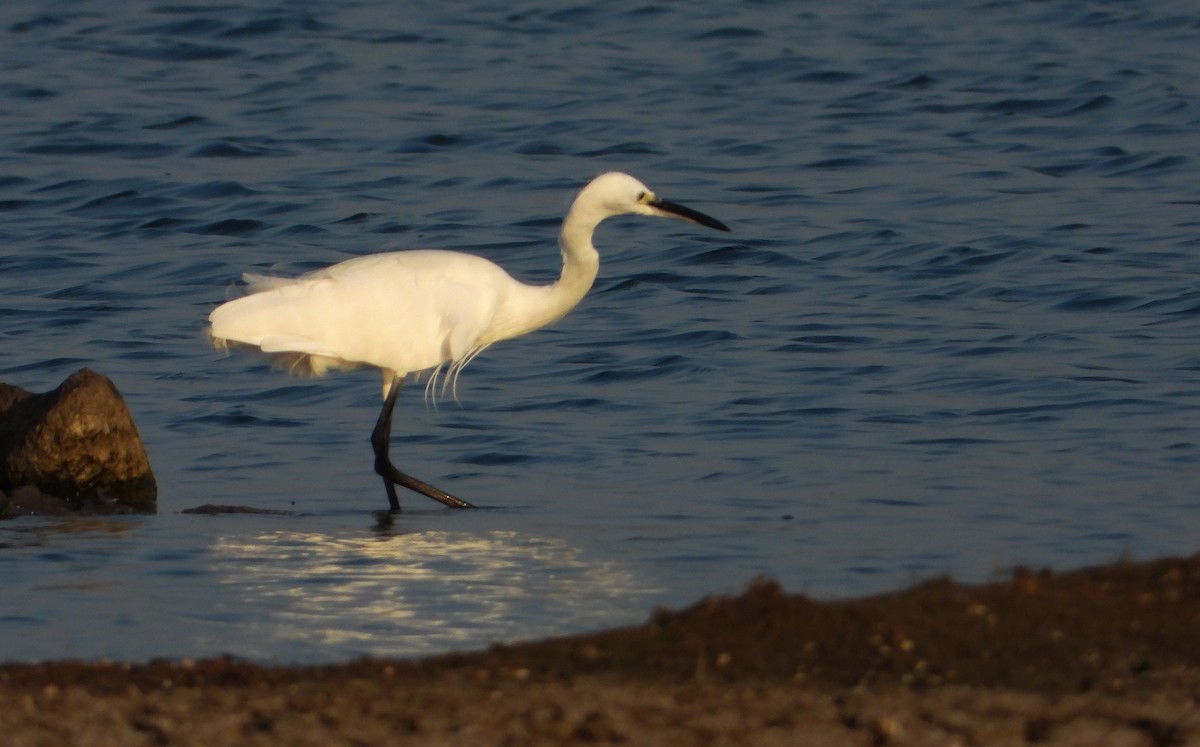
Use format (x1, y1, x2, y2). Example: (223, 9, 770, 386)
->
(0, 368, 157, 516)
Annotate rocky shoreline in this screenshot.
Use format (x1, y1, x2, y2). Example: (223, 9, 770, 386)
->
(3, 551, 1197, 745)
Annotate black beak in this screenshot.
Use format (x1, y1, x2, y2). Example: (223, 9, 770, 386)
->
(650, 198, 731, 232)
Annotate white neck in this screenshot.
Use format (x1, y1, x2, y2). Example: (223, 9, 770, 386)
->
(485, 198, 602, 343)
(551, 203, 602, 309)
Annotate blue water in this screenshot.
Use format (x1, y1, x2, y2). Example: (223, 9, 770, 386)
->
(1, 0, 1197, 662)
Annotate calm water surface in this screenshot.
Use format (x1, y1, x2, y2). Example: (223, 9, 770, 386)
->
(0, 0, 1198, 662)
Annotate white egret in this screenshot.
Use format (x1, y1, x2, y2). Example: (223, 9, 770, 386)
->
(208, 172, 730, 512)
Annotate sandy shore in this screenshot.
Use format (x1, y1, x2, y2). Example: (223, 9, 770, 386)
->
(2, 552, 1197, 746)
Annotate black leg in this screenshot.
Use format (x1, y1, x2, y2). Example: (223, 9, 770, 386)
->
(371, 375, 476, 512)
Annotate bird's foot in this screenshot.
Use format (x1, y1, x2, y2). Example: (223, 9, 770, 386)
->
(376, 460, 476, 510)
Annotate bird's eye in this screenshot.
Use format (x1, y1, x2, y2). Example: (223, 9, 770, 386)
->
(636, 190, 647, 202)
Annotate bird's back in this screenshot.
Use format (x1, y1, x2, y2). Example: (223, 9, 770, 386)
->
(209, 250, 519, 378)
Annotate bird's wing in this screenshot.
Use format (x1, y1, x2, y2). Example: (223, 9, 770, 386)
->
(210, 251, 513, 375)
(257, 334, 342, 358)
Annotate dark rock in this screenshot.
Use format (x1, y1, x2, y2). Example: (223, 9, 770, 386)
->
(0, 368, 157, 516)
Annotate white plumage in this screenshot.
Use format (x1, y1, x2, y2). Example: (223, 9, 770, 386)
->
(208, 172, 729, 512)
(212, 250, 515, 395)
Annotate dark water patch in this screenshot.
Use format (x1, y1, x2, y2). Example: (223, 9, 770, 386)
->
(222, 16, 312, 38)
(970, 399, 1158, 421)
(692, 26, 763, 40)
(728, 397, 775, 408)
(578, 142, 661, 157)
(779, 335, 876, 354)
(785, 407, 849, 418)
(1055, 292, 1141, 312)
(183, 409, 307, 428)
(1071, 374, 1142, 385)
(138, 17, 227, 37)
(140, 217, 189, 230)
(146, 259, 239, 287)
(583, 329, 737, 350)
(238, 385, 331, 406)
(705, 140, 773, 158)
(1106, 154, 1188, 177)
(860, 412, 922, 425)
(1130, 291, 1200, 315)
(357, 28, 437, 43)
(276, 224, 328, 237)
(981, 98, 1072, 116)
(543, 7, 602, 25)
(794, 70, 860, 85)
(511, 217, 562, 233)
(721, 52, 823, 80)
(67, 190, 172, 217)
(7, 14, 65, 33)
(515, 140, 567, 156)
(504, 397, 619, 413)
(94, 41, 240, 62)
(41, 279, 118, 302)
(21, 140, 177, 159)
(560, 350, 620, 367)
(745, 284, 792, 296)
(1047, 94, 1115, 118)
(189, 141, 286, 158)
(30, 179, 90, 194)
(913, 102, 977, 115)
(0, 358, 90, 376)
(333, 212, 377, 224)
(948, 345, 1018, 358)
(113, 346, 179, 362)
(458, 451, 534, 467)
(962, 169, 1013, 180)
(1028, 162, 1087, 178)
(144, 115, 208, 130)
(900, 437, 1000, 448)
(152, 567, 211, 579)
(683, 244, 802, 268)
(887, 74, 936, 90)
(581, 359, 698, 384)
(180, 181, 257, 200)
(1156, 301, 1200, 319)
(0, 83, 58, 100)
(727, 180, 813, 200)
(600, 272, 687, 294)
(805, 157, 872, 170)
(0, 253, 94, 275)
(859, 497, 922, 508)
(393, 133, 464, 153)
(371, 222, 415, 234)
(1049, 223, 1090, 232)
(194, 219, 268, 236)
(847, 565, 888, 577)
(878, 243, 1020, 277)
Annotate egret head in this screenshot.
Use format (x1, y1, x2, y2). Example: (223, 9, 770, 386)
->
(582, 172, 730, 232)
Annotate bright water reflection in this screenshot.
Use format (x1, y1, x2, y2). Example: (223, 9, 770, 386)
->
(205, 529, 651, 659)
(0, 515, 658, 662)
